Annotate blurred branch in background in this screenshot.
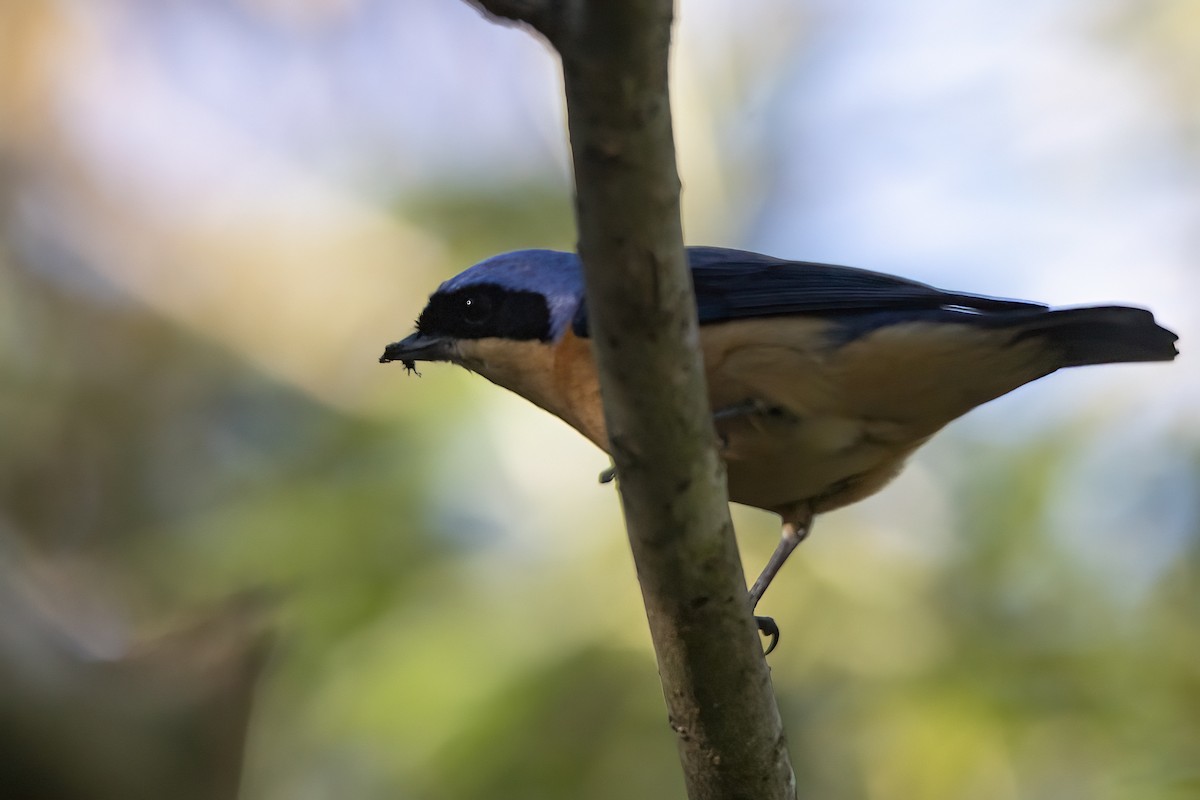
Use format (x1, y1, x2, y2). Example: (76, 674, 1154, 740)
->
(0, 544, 269, 800)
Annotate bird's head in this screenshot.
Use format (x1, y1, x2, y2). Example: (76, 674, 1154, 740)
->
(380, 249, 584, 376)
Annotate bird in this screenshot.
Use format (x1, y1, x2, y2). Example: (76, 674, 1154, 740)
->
(381, 247, 1178, 652)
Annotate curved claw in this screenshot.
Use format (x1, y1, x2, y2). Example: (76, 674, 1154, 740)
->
(755, 615, 780, 655)
(598, 465, 617, 484)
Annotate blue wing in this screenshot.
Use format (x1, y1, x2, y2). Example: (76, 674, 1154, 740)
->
(572, 246, 1045, 337)
(683, 247, 1045, 322)
(570, 247, 1176, 365)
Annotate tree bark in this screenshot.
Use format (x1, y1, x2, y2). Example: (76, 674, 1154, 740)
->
(467, 2, 796, 798)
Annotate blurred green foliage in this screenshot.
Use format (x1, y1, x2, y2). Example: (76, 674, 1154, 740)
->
(400, 181, 577, 264)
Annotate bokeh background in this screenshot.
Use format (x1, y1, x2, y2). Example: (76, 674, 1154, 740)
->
(1, 1, 1197, 798)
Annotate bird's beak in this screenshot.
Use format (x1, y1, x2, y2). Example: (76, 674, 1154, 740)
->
(379, 332, 455, 365)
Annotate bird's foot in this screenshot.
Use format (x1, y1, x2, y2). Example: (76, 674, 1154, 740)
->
(598, 465, 616, 484)
(755, 615, 780, 656)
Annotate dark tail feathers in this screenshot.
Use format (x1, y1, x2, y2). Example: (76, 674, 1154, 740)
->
(1014, 306, 1179, 368)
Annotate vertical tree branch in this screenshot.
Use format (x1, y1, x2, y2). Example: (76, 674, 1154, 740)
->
(467, 2, 796, 797)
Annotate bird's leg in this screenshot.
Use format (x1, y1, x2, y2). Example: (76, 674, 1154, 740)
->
(748, 519, 810, 606)
(712, 398, 770, 423)
(750, 512, 813, 655)
(606, 398, 785, 481)
(713, 399, 779, 454)
(713, 399, 800, 458)
(606, 400, 768, 482)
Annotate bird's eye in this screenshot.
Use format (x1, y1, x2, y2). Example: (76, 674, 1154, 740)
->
(461, 292, 495, 325)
